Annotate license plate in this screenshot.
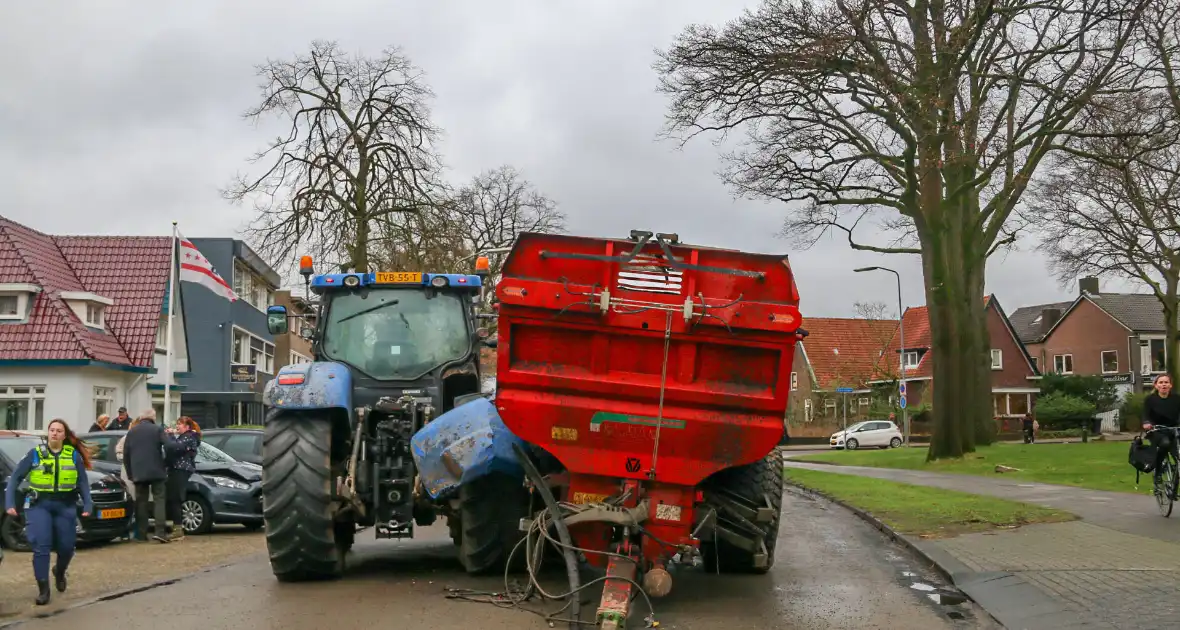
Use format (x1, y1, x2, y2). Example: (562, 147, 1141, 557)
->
(99, 508, 125, 520)
(374, 272, 422, 284)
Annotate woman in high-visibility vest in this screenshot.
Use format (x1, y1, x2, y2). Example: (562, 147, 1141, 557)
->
(4, 418, 94, 605)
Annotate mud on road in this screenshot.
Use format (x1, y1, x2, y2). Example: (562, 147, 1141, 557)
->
(9, 491, 997, 630)
(0, 528, 264, 622)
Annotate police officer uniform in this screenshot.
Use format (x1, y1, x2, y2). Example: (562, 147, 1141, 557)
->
(4, 442, 93, 605)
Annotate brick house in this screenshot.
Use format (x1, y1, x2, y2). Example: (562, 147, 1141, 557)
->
(788, 317, 899, 436)
(877, 295, 1040, 428)
(1011, 277, 1175, 397)
(273, 290, 315, 371)
(0, 217, 190, 430)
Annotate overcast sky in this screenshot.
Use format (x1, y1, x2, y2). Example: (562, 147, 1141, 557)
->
(0, 1, 1137, 317)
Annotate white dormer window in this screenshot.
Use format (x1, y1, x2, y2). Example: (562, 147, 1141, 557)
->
(60, 291, 114, 331)
(156, 316, 168, 350)
(0, 284, 42, 323)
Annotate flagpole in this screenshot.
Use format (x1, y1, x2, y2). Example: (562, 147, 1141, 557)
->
(164, 221, 178, 427)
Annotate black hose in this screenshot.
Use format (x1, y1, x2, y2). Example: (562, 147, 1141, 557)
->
(512, 442, 581, 630)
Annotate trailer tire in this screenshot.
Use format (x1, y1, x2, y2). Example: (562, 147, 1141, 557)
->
(262, 413, 346, 582)
(457, 472, 529, 575)
(701, 449, 783, 575)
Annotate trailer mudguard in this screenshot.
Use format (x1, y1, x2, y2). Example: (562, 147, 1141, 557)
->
(262, 361, 353, 412)
(410, 397, 525, 499)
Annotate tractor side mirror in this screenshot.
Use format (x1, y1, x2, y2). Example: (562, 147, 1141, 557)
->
(266, 306, 289, 335)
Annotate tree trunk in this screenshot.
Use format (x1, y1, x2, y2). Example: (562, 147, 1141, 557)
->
(921, 226, 991, 461)
(1164, 276, 1179, 387)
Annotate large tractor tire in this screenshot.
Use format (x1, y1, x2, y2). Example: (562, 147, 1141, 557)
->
(456, 472, 530, 575)
(262, 413, 348, 582)
(701, 448, 783, 574)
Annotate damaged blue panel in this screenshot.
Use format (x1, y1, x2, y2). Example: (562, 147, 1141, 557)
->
(411, 397, 525, 500)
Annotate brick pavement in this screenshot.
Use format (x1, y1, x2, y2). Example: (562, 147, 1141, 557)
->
(784, 460, 1180, 629)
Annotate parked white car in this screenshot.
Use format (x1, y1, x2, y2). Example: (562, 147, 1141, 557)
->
(830, 420, 904, 450)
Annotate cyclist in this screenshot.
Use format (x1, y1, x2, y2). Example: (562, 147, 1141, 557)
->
(1142, 374, 1180, 477)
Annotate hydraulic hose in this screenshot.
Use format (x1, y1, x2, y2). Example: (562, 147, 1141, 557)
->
(512, 442, 581, 630)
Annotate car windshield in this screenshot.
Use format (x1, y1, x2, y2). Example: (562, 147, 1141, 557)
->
(196, 441, 235, 464)
(845, 422, 870, 432)
(321, 288, 470, 380)
(0, 437, 41, 466)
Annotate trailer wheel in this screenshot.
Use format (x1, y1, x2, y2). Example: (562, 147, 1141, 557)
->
(456, 472, 529, 575)
(701, 449, 783, 575)
(262, 413, 346, 582)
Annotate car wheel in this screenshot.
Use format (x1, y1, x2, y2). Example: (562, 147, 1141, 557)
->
(182, 495, 214, 534)
(846, 438, 859, 451)
(1, 513, 31, 552)
(890, 437, 902, 448)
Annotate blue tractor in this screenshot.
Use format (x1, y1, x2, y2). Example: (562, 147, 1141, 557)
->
(261, 255, 524, 582)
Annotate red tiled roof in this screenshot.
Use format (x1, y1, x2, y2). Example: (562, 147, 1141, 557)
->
(0, 217, 171, 367)
(886, 297, 997, 379)
(802, 317, 900, 389)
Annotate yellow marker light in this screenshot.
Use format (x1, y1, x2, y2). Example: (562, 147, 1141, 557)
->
(475, 256, 490, 274)
(299, 255, 313, 272)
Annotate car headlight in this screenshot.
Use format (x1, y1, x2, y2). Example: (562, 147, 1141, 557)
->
(206, 475, 250, 490)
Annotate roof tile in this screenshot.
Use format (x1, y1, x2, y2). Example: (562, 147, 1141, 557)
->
(802, 317, 900, 389)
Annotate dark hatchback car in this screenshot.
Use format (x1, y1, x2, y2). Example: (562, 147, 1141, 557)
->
(0, 431, 132, 551)
(201, 428, 262, 466)
(80, 430, 263, 535)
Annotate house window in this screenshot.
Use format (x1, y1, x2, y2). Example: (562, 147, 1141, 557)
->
(1030, 356, 1039, 370)
(1053, 354, 1074, 374)
(858, 397, 870, 408)
(992, 393, 1031, 417)
(94, 387, 116, 420)
(232, 327, 274, 373)
(156, 316, 169, 350)
(901, 351, 919, 369)
(990, 349, 1003, 370)
(824, 399, 837, 416)
(235, 261, 274, 312)
(0, 294, 20, 318)
(1101, 350, 1119, 374)
(790, 372, 798, 391)
(804, 399, 813, 423)
(1146, 338, 1168, 373)
(1, 386, 46, 431)
(151, 396, 180, 426)
(85, 303, 104, 328)
(290, 351, 312, 365)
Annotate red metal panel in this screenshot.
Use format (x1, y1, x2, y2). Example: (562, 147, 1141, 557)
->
(495, 232, 802, 486)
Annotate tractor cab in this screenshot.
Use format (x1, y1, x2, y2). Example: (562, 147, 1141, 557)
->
(264, 256, 493, 414)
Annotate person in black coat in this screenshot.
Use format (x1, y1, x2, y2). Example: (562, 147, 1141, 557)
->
(122, 411, 174, 543)
(1143, 374, 1180, 477)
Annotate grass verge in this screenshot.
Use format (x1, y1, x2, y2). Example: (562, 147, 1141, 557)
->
(795, 441, 1147, 494)
(786, 468, 1078, 538)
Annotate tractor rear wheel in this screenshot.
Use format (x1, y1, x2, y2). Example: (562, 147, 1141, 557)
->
(456, 472, 529, 575)
(262, 413, 347, 582)
(701, 448, 783, 574)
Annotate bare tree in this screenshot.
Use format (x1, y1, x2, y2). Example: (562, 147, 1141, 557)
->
(853, 300, 902, 383)
(225, 40, 446, 274)
(1029, 0, 1180, 383)
(655, 0, 1146, 459)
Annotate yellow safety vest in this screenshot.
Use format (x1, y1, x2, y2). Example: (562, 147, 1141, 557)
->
(27, 445, 78, 494)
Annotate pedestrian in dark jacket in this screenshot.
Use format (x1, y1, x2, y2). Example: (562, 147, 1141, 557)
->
(108, 408, 133, 431)
(123, 410, 173, 543)
(1143, 375, 1180, 477)
(164, 417, 201, 540)
(88, 414, 110, 433)
(4, 419, 93, 605)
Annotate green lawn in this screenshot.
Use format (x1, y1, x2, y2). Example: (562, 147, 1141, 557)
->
(796, 441, 1147, 494)
(786, 468, 1077, 538)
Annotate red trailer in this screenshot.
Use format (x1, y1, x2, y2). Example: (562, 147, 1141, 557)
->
(493, 230, 803, 629)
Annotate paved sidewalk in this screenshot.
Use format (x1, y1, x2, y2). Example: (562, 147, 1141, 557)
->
(784, 461, 1180, 629)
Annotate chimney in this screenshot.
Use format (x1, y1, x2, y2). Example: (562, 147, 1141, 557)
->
(1079, 276, 1100, 296)
(1039, 308, 1061, 338)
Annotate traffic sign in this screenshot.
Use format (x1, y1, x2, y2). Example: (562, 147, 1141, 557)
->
(899, 382, 907, 395)
(899, 397, 908, 409)
(836, 387, 854, 393)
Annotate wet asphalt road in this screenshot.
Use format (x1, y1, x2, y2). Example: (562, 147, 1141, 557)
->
(12, 489, 997, 630)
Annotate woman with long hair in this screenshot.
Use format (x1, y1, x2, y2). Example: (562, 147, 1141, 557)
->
(3, 419, 94, 605)
(164, 417, 201, 540)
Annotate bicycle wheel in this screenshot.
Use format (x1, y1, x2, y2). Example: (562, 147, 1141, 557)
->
(1156, 458, 1176, 517)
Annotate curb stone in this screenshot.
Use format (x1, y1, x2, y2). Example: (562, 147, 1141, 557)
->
(783, 479, 1107, 630)
(0, 552, 267, 629)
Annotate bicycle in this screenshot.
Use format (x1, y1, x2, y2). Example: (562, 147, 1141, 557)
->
(1145, 425, 1180, 517)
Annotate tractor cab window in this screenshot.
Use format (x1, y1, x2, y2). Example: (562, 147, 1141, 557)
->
(322, 289, 470, 380)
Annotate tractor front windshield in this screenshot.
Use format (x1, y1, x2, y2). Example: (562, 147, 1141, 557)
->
(321, 288, 471, 380)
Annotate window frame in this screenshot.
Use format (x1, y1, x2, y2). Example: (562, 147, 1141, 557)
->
(1100, 350, 1119, 374)
(901, 351, 920, 369)
(0, 386, 47, 431)
(94, 386, 116, 421)
(790, 371, 798, 391)
(803, 399, 813, 423)
(0, 293, 23, 320)
(990, 348, 1003, 370)
(1053, 354, 1074, 375)
(231, 326, 275, 374)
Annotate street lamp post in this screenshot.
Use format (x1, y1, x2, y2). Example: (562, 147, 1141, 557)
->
(854, 266, 908, 446)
